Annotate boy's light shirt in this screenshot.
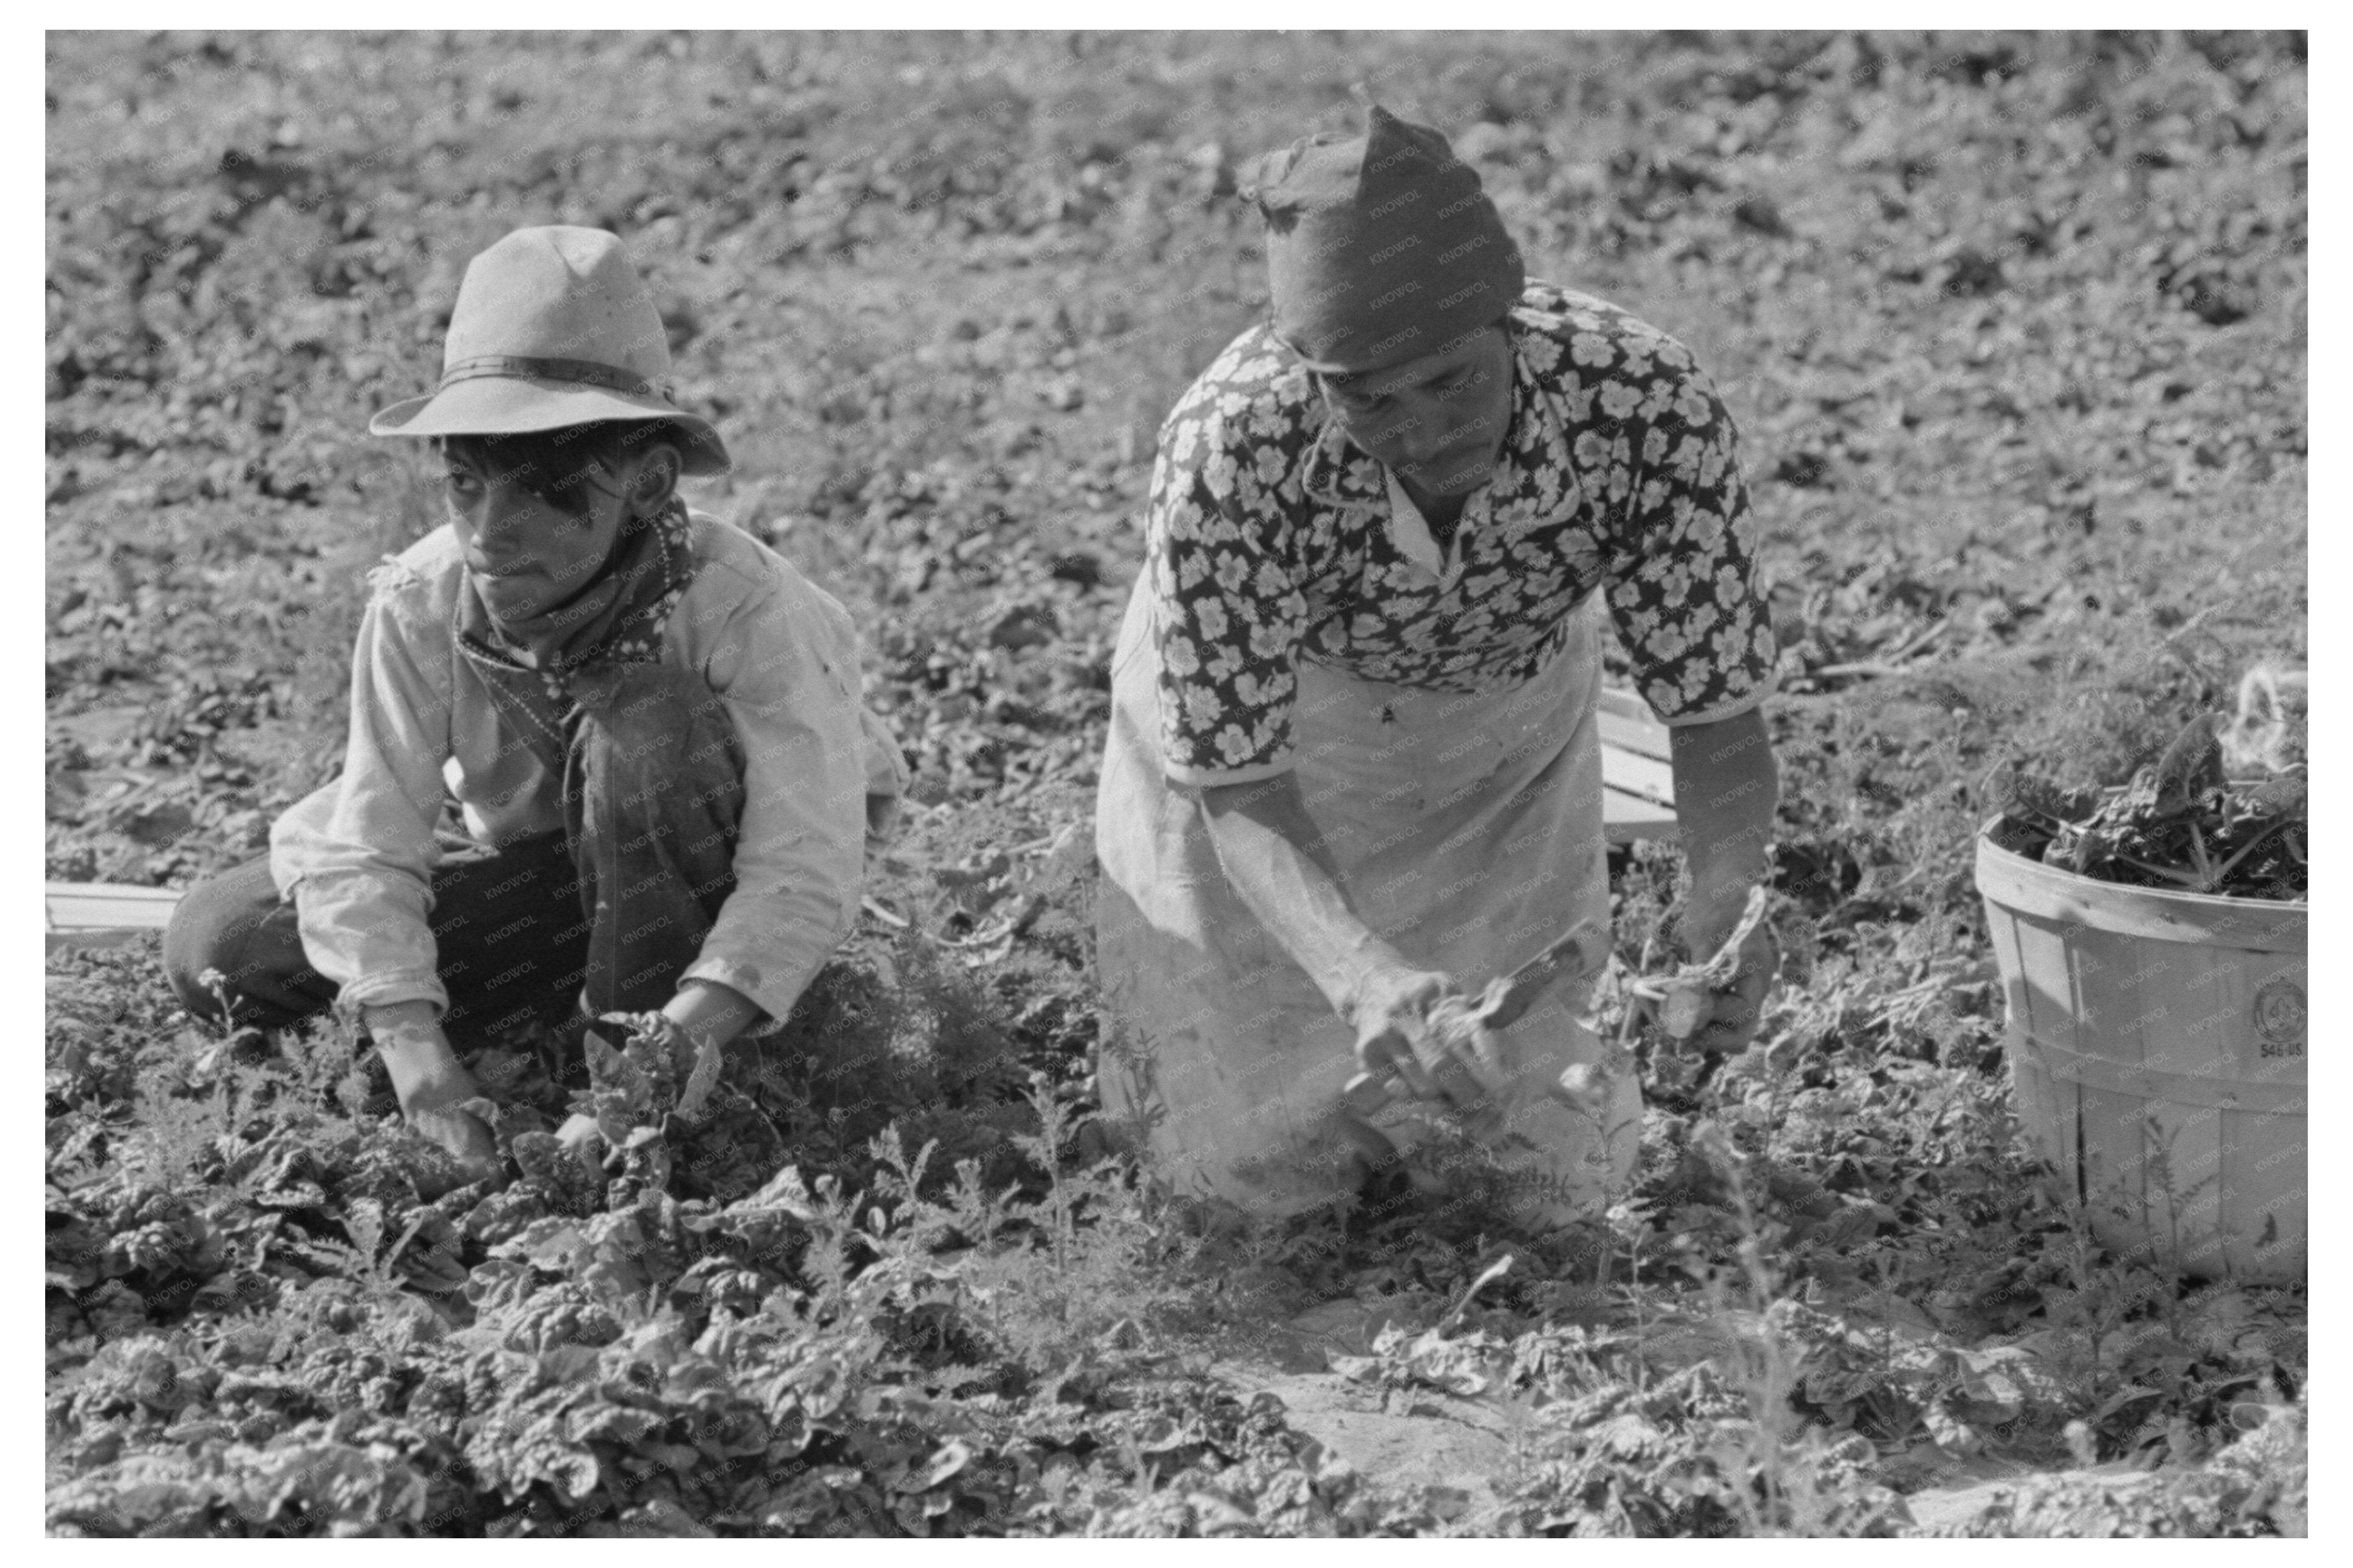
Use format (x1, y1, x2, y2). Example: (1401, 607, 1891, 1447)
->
(271, 509, 899, 1028)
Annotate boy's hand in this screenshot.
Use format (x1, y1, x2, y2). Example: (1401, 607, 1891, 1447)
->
(404, 1086, 504, 1189)
(365, 1001, 505, 1190)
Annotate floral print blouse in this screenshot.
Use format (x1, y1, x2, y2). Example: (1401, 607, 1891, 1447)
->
(1143, 281, 1779, 787)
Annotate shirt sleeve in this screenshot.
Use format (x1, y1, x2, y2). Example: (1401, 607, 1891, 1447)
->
(683, 576, 869, 1027)
(1600, 358, 1780, 726)
(1145, 422, 1311, 788)
(269, 572, 453, 1013)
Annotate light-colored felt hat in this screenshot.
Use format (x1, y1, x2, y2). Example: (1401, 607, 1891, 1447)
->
(369, 225, 729, 475)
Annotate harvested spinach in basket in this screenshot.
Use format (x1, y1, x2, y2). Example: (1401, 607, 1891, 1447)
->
(1987, 708, 2306, 901)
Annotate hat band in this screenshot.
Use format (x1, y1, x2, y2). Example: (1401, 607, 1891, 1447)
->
(439, 355, 661, 398)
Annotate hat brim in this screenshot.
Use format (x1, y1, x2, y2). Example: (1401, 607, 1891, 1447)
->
(370, 376, 730, 476)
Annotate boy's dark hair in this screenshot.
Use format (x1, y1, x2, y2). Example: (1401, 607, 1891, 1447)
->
(436, 420, 681, 518)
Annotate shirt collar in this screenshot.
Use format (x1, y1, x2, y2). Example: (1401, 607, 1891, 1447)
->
(1488, 319, 1570, 533)
(1299, 417, 1385, 514)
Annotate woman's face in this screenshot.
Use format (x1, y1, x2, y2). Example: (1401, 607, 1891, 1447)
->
(1315, 325, 1515, 500)
(442, 441, 643, 623)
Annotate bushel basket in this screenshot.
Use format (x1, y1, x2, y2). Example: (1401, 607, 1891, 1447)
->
(1976, 817, 2305, 1282)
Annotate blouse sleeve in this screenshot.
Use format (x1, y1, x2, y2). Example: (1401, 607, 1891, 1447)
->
(1144, 415, 1312, 788)
(1599, 358, 1780, 725)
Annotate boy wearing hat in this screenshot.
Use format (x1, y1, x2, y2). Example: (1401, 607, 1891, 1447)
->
(165, 226, 904, 1185)
(1094, 109, 1782, 1225)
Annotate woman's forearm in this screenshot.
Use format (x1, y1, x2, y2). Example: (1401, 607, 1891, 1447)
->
(1667, 706, 1780, 951)
(1197, 773, 1410, 1021)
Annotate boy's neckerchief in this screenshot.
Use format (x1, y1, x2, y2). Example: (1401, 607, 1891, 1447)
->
(454, 498, 698, 782)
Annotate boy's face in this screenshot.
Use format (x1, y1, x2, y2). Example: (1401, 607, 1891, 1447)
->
(441, 439, 652, 624)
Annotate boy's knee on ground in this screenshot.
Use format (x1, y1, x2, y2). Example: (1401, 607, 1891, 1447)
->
(159, 860, 322, 1025)
(163, 874, 264, 1017)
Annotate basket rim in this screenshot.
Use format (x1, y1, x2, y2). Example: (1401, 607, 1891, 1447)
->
(1975, 816, 2307, 946)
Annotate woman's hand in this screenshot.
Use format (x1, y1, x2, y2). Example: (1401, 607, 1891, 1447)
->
(1348, 964, 1493, 1108)
(1671, 886, 1780, 1057)
(1676, 917, 1778, 1055)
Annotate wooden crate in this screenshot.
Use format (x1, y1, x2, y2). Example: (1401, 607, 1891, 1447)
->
(46, 880, 183, 953)
(1597, 687, 1676, 844)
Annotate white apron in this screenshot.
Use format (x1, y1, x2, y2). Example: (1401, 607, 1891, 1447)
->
(1093, 576, 1642, 1223)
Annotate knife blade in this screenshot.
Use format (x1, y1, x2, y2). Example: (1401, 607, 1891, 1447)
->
(1477, 919, 1608, 1031)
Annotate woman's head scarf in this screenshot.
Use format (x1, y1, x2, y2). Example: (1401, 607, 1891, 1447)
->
(1249, 106, 1525, 374)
